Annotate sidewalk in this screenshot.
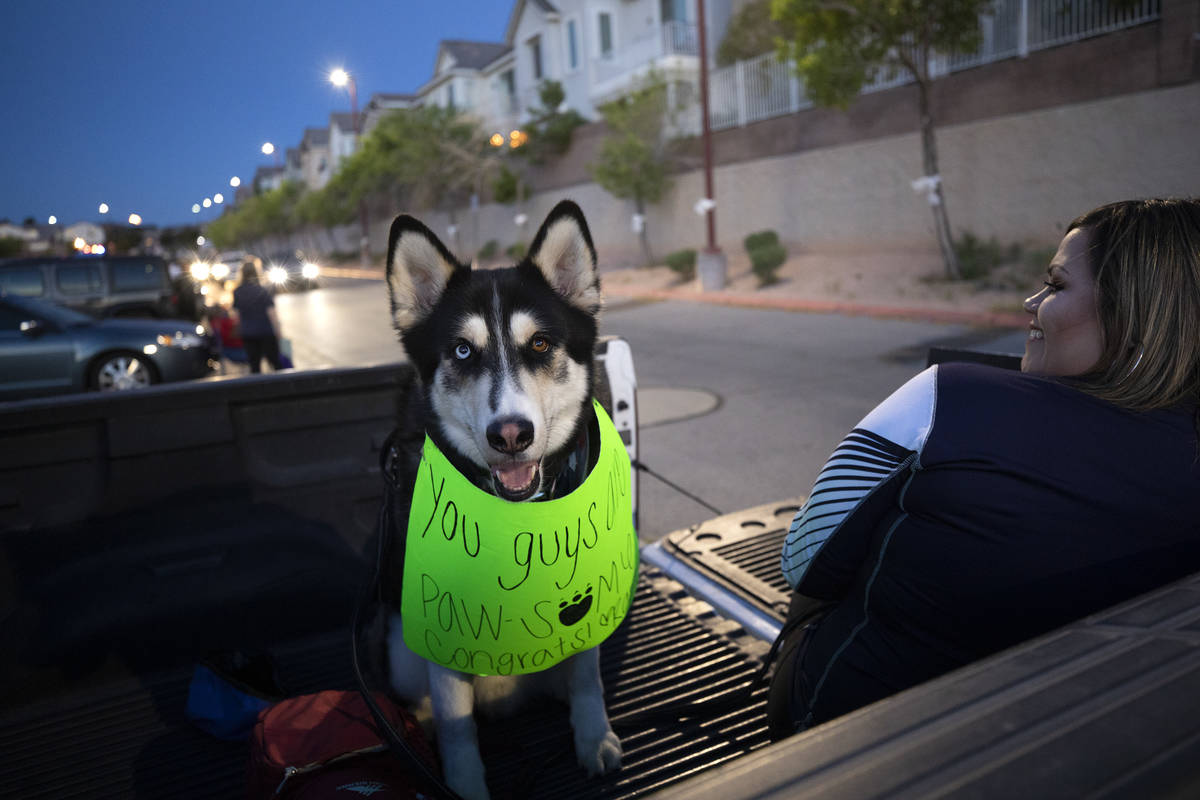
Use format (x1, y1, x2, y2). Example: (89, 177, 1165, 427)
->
(599, 250, 1031, 329)
(327, 250, 1033, 329)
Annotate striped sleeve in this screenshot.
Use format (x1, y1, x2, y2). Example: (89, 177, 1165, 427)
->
(782, 367, 938, 591)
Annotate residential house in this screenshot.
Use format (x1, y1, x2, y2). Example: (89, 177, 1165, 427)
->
(62, 222, 104, 248)
(252, 165, 285, 195)
(0, 221, 52, 253)
(500, 0, 733, 131)
(283, 147, 303, 185)
(420, 40, 514, 121)
(362, 92, 417, 135)
(298, 127, 332, 191)
(329, 111, 359, 173)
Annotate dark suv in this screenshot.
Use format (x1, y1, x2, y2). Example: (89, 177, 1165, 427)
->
(0, 255, 200, 320)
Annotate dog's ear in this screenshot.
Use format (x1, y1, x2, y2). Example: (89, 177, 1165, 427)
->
(526, 200, 602, 316)
(386, 214, 462, 331)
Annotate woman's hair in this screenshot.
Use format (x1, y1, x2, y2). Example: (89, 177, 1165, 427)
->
(240, 260, 260, 285)
(1067, 198, 1200, 416)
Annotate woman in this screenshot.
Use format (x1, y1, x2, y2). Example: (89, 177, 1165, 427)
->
(768, 198, 1200, 736)
(232, 260, 283, 373)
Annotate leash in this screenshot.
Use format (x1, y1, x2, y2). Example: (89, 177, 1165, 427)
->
(630, 458, 724, 517)
(350, 431, 465, 800)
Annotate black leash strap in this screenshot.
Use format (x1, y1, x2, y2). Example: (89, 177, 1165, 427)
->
(350, 433, 465, 800)
(631, 458, 724, 517)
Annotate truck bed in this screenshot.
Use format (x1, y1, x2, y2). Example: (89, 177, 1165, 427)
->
(6, 360, 1200, 799)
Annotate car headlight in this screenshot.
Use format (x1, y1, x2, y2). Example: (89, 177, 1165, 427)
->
(189, 262, 210, 281)
(268, 266, 289, 285)
(301, 262, 320, 280)
(210, 262, 230, 280)
(158, 331, 207, 349)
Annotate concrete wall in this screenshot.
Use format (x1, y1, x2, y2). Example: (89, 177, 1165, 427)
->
(387, 81, 1199, 266)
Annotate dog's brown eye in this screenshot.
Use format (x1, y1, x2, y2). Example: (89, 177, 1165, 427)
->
(531, 336, 549, 353)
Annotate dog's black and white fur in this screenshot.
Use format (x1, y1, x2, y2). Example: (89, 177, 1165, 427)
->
(380, 201, 621, 800)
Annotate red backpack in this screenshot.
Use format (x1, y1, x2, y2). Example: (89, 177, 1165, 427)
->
(247, 690, 438, 799)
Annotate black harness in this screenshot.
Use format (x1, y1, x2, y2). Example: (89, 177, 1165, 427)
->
(350, 429, 463, 800)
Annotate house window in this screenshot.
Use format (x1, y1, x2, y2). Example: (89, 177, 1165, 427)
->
(567, 20, 579, 70)
(661, 0, 688, 23)
(528, 35, 543, 80)
(447, 82, 456, 109)
(598, 13, 613, 58)
(500, 69, 516, 112)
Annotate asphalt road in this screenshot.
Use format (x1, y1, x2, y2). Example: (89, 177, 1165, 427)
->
(275, 279, 1026, 541)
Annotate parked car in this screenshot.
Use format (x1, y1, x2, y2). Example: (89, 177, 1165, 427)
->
(0, 294, 218, 400)
(265, 249, 321, 291)
(0, 254, 201, 320)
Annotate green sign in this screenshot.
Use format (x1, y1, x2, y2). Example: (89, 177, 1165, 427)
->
(401, 401, 638, 676)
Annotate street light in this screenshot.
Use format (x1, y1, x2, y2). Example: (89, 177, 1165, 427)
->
(330, 66, 369, 266)
(192, 203, 201, 214)
(48, 215, 57, 225)
(261, 142, 275, 156)
(213, 193, 224, 205)
(128, 213, 142, 226)
(98, 202, 109, 214)
(230, 176, 241, 188)
(203, 198, 212, 208)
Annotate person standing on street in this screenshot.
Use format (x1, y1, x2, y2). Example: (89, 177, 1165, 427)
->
(232, 260, 283, 373)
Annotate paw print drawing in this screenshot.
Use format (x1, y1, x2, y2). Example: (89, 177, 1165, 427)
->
(558, 584, 594, 626)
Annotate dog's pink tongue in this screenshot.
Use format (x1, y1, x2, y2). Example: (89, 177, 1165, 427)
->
(493, 462, 536, 492)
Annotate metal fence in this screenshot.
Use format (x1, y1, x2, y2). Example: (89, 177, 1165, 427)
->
(707, 0, 1161, 131)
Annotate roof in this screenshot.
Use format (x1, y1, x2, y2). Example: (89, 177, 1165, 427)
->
(300, 127, 329, 149)
(330, 112, 358, 132)
(367, 92, 417, 104)
(505, 0, 560, 43)
(254, 165, 285, 181)
(437, 40, 512, 72)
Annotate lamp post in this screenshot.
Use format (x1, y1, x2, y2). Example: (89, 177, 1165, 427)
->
(694, 0, 726, 290)
(331, 67, 369, 266)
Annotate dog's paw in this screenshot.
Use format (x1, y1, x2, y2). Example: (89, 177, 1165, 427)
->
(443, 748, 491, 800)
(575, 728, 623, 776)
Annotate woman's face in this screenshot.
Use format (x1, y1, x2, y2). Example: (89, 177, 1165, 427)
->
(1021, 227, 1104, 376)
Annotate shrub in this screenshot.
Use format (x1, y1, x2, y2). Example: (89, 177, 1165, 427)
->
(954, 232, 1022, 281)
(743, 229, 780, 253)
(505, 242, 527, 260)
(477, 240, 499, 261)
(0, 237, 25, 258)
(749, 242, 787, 286)
(664, 249, 697, 280)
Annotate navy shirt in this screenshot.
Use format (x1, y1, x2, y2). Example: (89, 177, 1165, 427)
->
(232, 283, 275, 339)
(782, 363, 1200, 723)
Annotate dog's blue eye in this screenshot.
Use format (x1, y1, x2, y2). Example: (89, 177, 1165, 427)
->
(454, 343, 472, 360)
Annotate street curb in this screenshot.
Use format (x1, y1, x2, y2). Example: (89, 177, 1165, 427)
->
(602, 284, 1028, 328)
(320, 263, 1028, 329)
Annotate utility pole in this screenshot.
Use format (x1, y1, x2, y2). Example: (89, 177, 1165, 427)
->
(695, 0, 726, 290)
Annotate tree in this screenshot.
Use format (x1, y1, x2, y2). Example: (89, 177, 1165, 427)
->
(772, 0, 991, 279)
(327, 106, 487, 251)
(590, 73, 678, 266)
(717, 0, 787, 66)
(521, 80, 586, 165)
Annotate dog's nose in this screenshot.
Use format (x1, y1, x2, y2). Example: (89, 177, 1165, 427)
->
(487, 417, 534, 454)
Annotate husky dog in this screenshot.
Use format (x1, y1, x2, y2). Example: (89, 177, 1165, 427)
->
(381, 201, 621, 800)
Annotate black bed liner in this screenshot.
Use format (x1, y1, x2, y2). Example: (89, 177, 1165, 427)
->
(650, 569, 1200, 800)
(0, 567, 772, 800)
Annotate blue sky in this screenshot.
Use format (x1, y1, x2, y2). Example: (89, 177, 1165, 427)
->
(0, 0, 513, 229)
